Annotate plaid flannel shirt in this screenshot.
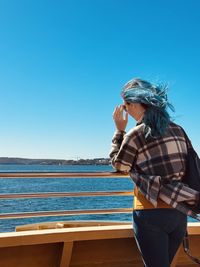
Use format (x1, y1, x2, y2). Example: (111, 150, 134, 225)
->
(109, 122, 200, 221)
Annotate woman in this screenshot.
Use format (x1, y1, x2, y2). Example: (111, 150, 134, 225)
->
(109, 78, 190, 267)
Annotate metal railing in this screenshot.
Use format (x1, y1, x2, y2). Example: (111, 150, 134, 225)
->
(0, 171, 133, 221)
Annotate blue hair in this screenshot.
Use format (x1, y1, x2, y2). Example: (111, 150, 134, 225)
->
(121, 78, 175, 138)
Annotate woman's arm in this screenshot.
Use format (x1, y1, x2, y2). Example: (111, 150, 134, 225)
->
(110, 105, 137, 172)
(109, 130, 137, 172)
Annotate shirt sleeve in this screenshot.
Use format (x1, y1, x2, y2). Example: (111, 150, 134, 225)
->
(109, 130, 138, 172)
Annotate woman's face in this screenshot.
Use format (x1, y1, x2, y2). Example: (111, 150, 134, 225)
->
(123, 101, 145, 121)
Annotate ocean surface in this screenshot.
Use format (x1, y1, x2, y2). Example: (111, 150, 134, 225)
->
(0, 164, 134, 232)
(0, 164, 196, 233)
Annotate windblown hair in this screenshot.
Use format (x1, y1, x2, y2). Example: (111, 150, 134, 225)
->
(121, 78, 175, 138)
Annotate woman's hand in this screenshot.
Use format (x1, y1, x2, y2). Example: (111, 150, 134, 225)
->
(113, 105, 128, 131)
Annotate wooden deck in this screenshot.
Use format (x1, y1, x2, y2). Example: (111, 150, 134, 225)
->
(0, 222, 199, 267)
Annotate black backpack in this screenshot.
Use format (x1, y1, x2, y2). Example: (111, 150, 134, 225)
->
(182, 128, 200, 212)
(181, 127, 200, 265)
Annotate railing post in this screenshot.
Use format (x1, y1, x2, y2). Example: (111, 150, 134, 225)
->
(59, 242, 73, 267)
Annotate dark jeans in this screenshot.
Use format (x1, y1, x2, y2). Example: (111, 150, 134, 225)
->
(133, 208, 187, 267)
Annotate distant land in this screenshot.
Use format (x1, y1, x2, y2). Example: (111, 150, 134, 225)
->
(0, 157, 110, 165)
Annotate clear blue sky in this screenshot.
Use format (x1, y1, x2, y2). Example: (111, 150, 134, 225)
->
(0, 0, 199, 159)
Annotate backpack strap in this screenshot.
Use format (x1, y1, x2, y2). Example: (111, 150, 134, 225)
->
(180, 126, 193, 149)
(183, 230, 200, 265)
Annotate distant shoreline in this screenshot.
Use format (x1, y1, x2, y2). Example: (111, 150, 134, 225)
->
(0, 157, 110, 165)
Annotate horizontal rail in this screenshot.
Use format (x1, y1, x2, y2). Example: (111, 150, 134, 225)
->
(0, 172, 128, 178)
(0, 191, 134, 199)
(0, 208, 133, 220)
(0, 172, 132, 222)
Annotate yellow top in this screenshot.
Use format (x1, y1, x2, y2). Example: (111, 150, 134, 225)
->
(134, 186, 172, 210)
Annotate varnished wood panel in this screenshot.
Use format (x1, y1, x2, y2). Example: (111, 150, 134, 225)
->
(0, 224, 200, 267)
(0, 243, 62, 267)
(70, 238, 143, 267)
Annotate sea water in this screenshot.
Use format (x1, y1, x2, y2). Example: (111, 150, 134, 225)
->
(0, 164, 133, 232)
(0, 164, 197, 232)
